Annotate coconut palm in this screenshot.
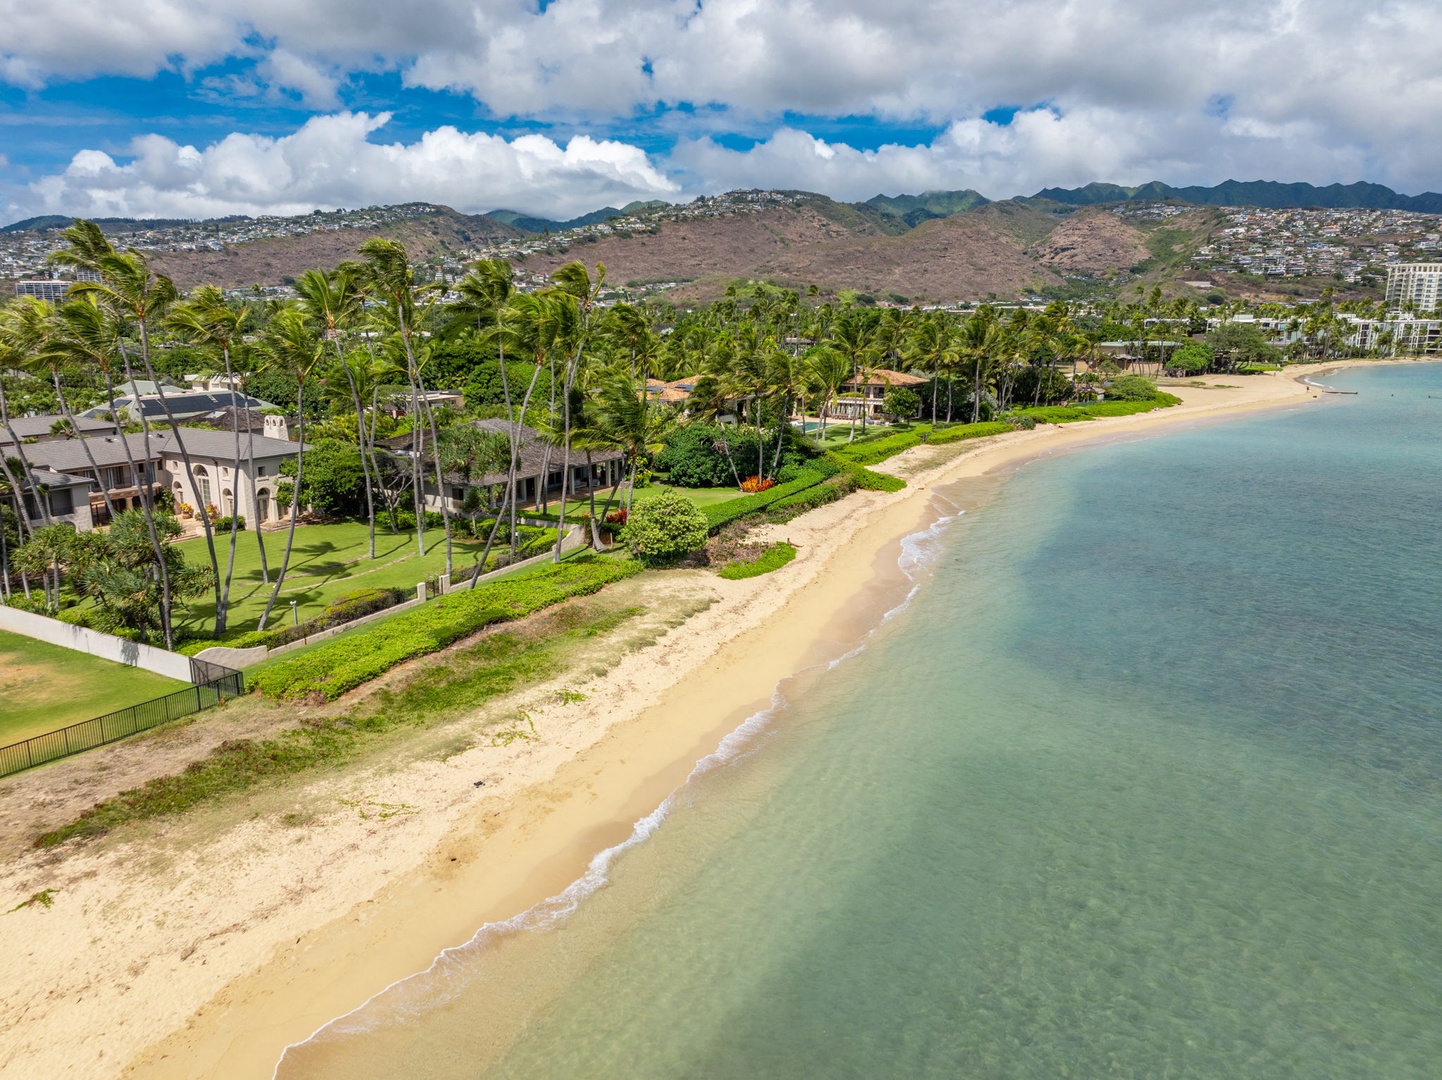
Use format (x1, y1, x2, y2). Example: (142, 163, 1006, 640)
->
(256, 305, 322, 631)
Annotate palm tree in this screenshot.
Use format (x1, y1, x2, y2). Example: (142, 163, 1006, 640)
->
(256, 305, 322, 631)
(57, 222, 193, 646)
(165, 286, 253, 631)
(358, 238, 457, 575)
(544, 260, 605, 561)
(804, 344, 851, 440)
(292, 267, 378, 558)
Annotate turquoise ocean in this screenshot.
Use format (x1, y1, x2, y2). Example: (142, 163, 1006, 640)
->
(281, 364, 1442, 1079)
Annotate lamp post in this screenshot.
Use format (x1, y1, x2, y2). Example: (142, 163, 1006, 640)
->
(290, 599, 298, 626)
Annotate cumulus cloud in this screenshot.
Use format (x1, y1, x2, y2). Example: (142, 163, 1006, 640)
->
(16, 113, 679, 220)
(3, 0, 1442, 216)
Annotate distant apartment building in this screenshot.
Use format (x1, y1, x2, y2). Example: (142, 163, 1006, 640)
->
(1385, 263, 1442, 310)
(14, 279, 71, 302)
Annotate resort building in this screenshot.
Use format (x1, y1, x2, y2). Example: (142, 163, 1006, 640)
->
(18, 432, 166, 522)
(1385, 263, 1442, 311)
(832, 368, 929, 420)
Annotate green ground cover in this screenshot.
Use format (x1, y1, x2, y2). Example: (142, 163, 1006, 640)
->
(38, 588, 663, 847)
(718, 543, 797, 580)
(0, 630, 186, 744)
(250, 553, 642, 701)
(171, 521, 508, 634)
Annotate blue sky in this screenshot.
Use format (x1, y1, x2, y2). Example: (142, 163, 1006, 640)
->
(2, 0, 1439, 223)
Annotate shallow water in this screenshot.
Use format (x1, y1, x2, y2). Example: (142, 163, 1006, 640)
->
(282, 365, 1442, 1079)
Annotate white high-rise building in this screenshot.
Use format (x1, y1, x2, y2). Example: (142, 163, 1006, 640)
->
(1385, 263, 1442, 311)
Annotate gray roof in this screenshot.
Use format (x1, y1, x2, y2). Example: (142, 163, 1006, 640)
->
(18, 432, 160, 472)
(0, 414, 115, 443)
(151, 427, 303, 460)
(18, 427, 302, 473)
(81, 391, 275, 421)
(381, 418, 621, 488)
(27, 468, 93, 489)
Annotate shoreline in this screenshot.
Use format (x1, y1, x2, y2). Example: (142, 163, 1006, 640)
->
(0, 364, 1365, 1078)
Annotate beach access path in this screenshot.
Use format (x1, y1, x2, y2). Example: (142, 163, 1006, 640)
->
(0, 368, 1346, 1080)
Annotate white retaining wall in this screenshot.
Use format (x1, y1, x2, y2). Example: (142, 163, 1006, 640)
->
(0, 606, 195, 682)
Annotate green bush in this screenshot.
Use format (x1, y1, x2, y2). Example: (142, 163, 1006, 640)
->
(926, 421, 1015, 445)
(882, 386, 922, 420)
(250, 556, 642, 701)
(620, 489, 710, 564)
(209, 515, 246, 532)
(1106, 374, 1159, 401)
(997, 413, 1037, 430)
(718, 543, 797, 580)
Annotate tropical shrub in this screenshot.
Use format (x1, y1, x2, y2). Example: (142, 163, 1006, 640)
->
(1106, 374, 1160, 401)
(604, 507, 628, 527)
(250, 556, 641, 701)
(210, 515, 246, 531)
(656, 424, 796, 487)
(882, 386, 922, 420)
(997, 413, 1037, 430)
(718, 542, 797, 580)
(740, 476, 776, 493)
(621, 489, 710, 563)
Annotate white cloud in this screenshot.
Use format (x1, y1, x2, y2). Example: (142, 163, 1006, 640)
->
(15, 112, 679, 220)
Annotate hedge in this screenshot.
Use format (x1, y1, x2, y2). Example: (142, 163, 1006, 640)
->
(828, 426, 934, 466)
(1016, 394, 1181, 424)
(924, 420, 1015, 446)
(718, 542, 797, 580)
(702, 469, 833, 533)
(250, 555, 642, 701)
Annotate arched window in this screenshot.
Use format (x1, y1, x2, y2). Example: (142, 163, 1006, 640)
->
(222, 488, 233, 516)
(256, 488, 270, 522)
(192, 465, 212, 509)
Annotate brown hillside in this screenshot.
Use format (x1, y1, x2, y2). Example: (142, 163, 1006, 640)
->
(1032, 211, 1150, 272)
(523, 206, 876, 286)
(152, 211, 525, 290)
(749, 213, 1063, 301)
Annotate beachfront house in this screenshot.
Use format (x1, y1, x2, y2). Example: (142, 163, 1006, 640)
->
(381, 419, 625, 513)
(832, 368, 929, 421)
(18, 427, 304, 528)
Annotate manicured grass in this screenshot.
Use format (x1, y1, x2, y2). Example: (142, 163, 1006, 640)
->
(0, 630, 187, 744)
(544, 484, 747, 519)
(171, 521, 499, 634)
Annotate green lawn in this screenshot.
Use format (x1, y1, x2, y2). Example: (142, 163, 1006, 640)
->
(171, 521, 501, 635)
(545, 484, 743, 520)
(0, 630, 187, 743)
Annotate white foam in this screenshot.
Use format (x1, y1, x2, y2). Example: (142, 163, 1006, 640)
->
(273, 504, 962, 1074)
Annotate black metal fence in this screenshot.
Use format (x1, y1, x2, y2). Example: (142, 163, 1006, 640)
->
(0, 666, 244, 779)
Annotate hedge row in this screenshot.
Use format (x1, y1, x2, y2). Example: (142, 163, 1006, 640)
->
(926, 421, 1015, 445)
(718, 542, 797, 580)
(250, 555, 642, 701)
(1016, 394, 1181, 424)
(702, 469, 833, 533)
(828, 426, 934, 466)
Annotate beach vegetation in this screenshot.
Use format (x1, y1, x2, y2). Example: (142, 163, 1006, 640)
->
(718, 542, 797, 580)
(620, 489, 709, 564)
(249, 554, 641, 701)
(1106, 375, 1160, 401)
(37, 593, 657, 847)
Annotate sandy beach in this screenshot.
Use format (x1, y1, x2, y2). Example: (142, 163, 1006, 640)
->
(0, 366, 1364, 1079)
